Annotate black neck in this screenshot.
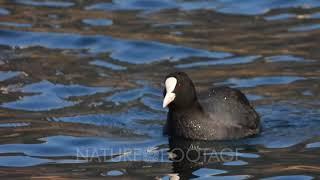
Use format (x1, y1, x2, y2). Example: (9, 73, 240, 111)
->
(169, 99, 203, 113)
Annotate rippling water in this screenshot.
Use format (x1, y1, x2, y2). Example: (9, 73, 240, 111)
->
(0, 0, 319, 179)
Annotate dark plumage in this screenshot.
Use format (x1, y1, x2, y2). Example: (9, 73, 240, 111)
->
(163, 72, 260, 140)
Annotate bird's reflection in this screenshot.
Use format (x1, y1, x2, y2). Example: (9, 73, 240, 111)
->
(167, 136, 247, 179)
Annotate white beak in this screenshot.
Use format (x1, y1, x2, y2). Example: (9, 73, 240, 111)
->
(163, 77, 177, 108)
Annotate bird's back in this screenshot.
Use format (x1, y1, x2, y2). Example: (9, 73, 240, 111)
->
(198, 86, 260, 140)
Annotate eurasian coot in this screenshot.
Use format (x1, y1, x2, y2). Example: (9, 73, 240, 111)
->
(163, 72, 260, 140)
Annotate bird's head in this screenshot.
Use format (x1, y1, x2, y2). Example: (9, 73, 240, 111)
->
(163, 72, 197, 109)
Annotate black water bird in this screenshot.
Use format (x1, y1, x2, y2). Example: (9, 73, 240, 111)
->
(163, 72, 260, 140)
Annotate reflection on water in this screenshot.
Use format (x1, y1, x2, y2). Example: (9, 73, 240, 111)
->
(219, 76, 305, 88)
(0, 0, 319, 179)
(89, 59, 126, 70)
(13, 0, 75, 8)
(82, 18, 113, 27)
(0, 29, 230, 63)
(176, 55, 260, 68)
(1, 80, 110, 111)
(0, 71, 21, 82)
(0, 8, 9, 16)
(86, 0, 320, 15)
(289, 23, 320, 32)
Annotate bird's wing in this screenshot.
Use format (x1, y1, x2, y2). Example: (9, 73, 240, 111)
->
(202, 86, 260, 131)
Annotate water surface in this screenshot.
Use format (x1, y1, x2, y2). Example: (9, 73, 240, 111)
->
(0, 0, 319, 179)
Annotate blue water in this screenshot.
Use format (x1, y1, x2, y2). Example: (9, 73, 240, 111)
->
(0, 0, 319, 179)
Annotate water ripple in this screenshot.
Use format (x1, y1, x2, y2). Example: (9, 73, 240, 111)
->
(89, 59, 127, 71)
(1, 80, 110, 111)
(265, 55, 306, 63)
(265, 13, 296, 21)
(0, 0, 319, 178)
(176, 55, 260, 69)
(86, 0, 320, 15)
(262, 175, 313, 180)
(218, 76, 305, 88)
(0, 156, 51, 167)
(0, 30, 231, 64)
(53, 107, 164, 136)
(0, 71, 21, 82)
(0, 22, 32, 28)
(106, 86, 160, 104)
(289, 24, 320, 32)
(306, 142, 320, 148)
(13, 0, 75, 8)
(192, 168, 227, 177)
(223, 160, 248, 166)
(82, 19, 113, 27)
(0, 122, 30, 128)
(0, 8, 10, 16)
